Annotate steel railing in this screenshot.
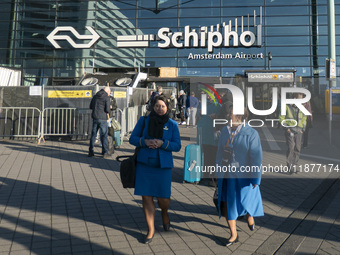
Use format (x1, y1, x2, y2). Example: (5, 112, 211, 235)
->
(41, 107, 76, 136)
(0, 105, 147, 142)
(0, 107, 41, 138)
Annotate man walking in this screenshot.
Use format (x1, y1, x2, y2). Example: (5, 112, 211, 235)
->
(88, 86, 111, 158)
(178, 90, 186, 125)
(186, 91, 199, 128)
(279, 93, 307, 173)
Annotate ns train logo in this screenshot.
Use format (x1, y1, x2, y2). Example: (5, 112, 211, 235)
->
(47, 26, 100, 49)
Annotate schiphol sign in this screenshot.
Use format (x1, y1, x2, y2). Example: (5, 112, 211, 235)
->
(117, 7, 264, 60)
(47, 7, 263, 60)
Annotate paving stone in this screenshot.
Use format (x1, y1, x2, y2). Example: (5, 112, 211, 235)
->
(150, 244, 173, 253)
(1, 121, 340, 255)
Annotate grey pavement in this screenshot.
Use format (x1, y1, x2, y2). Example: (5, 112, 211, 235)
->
(0, 115, 339, 255)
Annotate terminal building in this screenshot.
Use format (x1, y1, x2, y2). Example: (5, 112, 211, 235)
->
(1, 0, 340, 140)
(0, 0, 339, 95)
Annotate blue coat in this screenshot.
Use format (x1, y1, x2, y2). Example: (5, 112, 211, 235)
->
(129, 116, 181, 169)
(216, 124, 264, 219)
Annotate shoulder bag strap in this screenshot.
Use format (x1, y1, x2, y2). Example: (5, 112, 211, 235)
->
(116, 117, 146, 162)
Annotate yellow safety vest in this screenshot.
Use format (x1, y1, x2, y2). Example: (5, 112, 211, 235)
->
(279, 105, 307, 130)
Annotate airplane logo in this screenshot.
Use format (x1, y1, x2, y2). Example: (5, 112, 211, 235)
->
(47, 26, 100, 49)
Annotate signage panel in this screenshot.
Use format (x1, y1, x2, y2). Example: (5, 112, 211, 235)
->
(113, 91, 127, 98)
(330, 58, 336, 79)
(48, 90, 92, 98)
(248, 73, 294, 83)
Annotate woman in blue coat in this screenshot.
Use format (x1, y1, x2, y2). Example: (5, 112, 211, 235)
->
(216, 107, 264, 246)
(129, 95, 181, 244)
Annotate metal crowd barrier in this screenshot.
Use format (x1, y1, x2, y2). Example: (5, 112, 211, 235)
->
(41, 107, 76, 137)
(123, 105, 147, 135)
(0, 105, 147, 142)
(0, 107, 41, 138)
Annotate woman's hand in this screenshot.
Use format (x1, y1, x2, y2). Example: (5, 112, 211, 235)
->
(144, 139, 156, 149)
(144, 139, 163, 149)
(153, 139, 164, 148)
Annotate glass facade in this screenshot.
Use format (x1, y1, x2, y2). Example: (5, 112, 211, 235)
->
(0, 0, 339, 85)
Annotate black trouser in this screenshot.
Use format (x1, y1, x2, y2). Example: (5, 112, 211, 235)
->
(202, 144, 218, 179)
(179, 107, 186, 122)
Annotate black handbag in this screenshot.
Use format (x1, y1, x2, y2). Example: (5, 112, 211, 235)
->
(116, 117, 145, 188)
(212, 180, 226, 217)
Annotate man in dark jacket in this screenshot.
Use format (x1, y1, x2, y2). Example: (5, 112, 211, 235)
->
(88, 86, 111, 158)
(177, 90, 187, 124)
(186, 91, 199, 127)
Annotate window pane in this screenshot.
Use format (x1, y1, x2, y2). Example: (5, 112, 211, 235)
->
(139, 0, 178, 9)
(179, 17, 221, 27)
(222, 6, 263, 18)
(270, 56, 310, 66)
(97, 9, 137, 20)
(266, 46, 310, 56)
(266, 26, 310, 36)
(266, 0, 309, 6)
(179, 0, 220, 8)
(180, 7, 220, 17)
(144, 57, 177, 67)
(266, 6, 309, 15)
(178, 67, 221, 77)
(266, 16, 309, 26)
(146, 48, 177, 58)
(266, 36, 310, 46)
(222, 1, 264, 7)
(138, 18, 177, 28)
(223, 67, 261, 77)
(138, 8, 177, 18)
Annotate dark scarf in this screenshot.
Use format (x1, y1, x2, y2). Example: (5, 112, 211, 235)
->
(148, 110, 169, 138)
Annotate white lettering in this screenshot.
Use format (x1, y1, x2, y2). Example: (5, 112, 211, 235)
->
(184, 26, 198, 47)
(240, 31, 256, 47)
(281, 88, 312, 115)
(248, 87, 278, 116)
(211, 84, 311, 116)
(158, 27, 171, 48)
(213, 118, 298, 128)
(207, 31, 223, 52)
(247, 119, 264, 128)
(224, 25, 238, 47)
(171, 32, 183, 48)
(213, 119, 228, 127)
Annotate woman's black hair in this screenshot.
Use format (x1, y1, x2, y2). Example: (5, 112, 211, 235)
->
(153, 94, 169, 112)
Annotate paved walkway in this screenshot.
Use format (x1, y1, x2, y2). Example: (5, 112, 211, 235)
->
(0, 114, 339, 255)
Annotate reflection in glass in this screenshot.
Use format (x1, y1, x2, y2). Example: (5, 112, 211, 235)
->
(0, 0, 339, 84)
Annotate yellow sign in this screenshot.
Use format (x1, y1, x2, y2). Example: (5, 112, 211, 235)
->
(272, 75, 278, 80)
(48, 90, 92, 98)
(325, 89, 340, 114)
(114, 91, 126, 98)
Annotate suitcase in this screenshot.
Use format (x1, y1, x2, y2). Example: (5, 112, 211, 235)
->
(183, 144, 202, 184)
(114, 130, 122, 148)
